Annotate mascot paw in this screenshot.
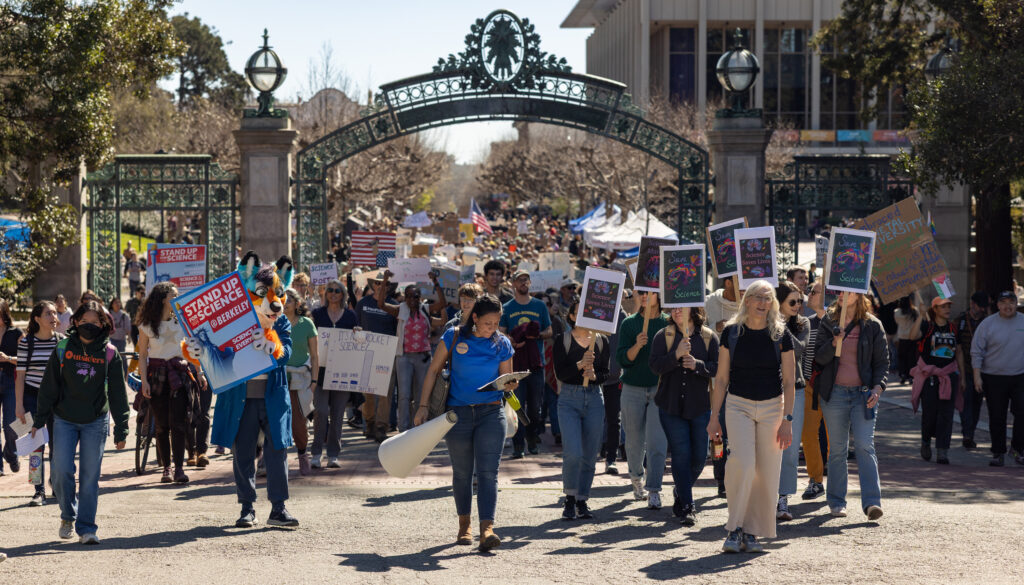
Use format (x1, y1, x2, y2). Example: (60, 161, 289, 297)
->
(251, 328, 274, 355)
(184, 338, 203, 361)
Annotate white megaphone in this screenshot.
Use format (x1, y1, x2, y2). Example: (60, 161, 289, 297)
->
(378, 410, 458, 478)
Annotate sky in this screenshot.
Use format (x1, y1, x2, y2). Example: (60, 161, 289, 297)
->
(170, 0, 592, 163)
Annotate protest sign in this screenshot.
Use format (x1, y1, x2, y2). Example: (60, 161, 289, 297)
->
(706, 218, 747, 278)
(824, 227, 876, 294)
(172, 272, 277, 394)
(538, 252, 572, 277)
(853, 197, 949, 304)
(815, 235, 829, 268)
(387, 257, 431, 283)
(660, 244, 707, 308)
(460, 265, 476, 283)
(528, 270, 564, 293)
(411, 244, 431, 257)
(575, 267, 626, 334)
(459, 222, 475, 242)
(317, 328, 398, 396)
(354, 269, 381, 291)
(423, 267, 460, 302)
(309, 262, 339, 286)
(624, 258, 638, 289)
(518, 260, 536, 273)
(734, 226, 778, 289)
(635, 236, 677, 292)
(146, 244, 207, 295)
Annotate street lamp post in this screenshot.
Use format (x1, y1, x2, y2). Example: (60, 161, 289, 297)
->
(244, 29, 288, 117)
(715, 29, 761, 118)
(924, 40, 956, 82)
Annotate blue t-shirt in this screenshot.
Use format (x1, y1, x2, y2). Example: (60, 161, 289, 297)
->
(500, 297, 551, 364)
(442, 327, 514, 406)
(356, 295, 398, 335)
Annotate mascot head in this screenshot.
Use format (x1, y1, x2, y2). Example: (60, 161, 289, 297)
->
(275, 255, 295, 290)
(238, 250, 286, 322)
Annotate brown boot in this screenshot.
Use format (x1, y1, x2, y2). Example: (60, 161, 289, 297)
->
(456, 515, 472, 545)
(479, 520, 500, 552)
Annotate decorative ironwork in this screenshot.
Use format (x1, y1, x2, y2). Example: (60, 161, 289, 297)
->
(83, 155, 239, 301)
(766, 154, 914, 266)
(294, 10, 713, 270)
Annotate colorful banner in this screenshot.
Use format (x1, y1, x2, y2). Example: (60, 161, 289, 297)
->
(734, 226, 778, 289)
(172, 272, 276, 394)
(635, 236, 676, 292)
(317, 328, 398, 396)
(575, 266, 626, 334)
(706, 217, 747, 278)
(824, 227, 876, 294)
(309, 262, 339, 286)
(837, 130, 872, 142)
(660, 244, 707, 308)
(800, 130, 835, 142)
(853, 197, 949, 304)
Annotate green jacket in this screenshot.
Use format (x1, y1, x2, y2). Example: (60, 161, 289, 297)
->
(616, 312, 669, 387)
(34, 334, 130, 443)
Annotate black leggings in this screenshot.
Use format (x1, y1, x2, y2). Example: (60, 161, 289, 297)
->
(188, 387, 213, 456)
(898, 339, 919, 380)
(602, 382, 622, 463)
(151, 389, 190, 468)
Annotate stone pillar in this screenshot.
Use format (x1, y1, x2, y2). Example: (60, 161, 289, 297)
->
(706, 116, 773, 226)
(233, 116, 298, 263)
(34, 162, 87, 304)
(920, 184, 972, 313)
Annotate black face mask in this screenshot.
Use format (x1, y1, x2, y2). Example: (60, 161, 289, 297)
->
(78, 323, 103, 340)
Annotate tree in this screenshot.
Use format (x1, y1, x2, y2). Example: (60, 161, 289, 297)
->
(0, 0, 181, 297)
(171, 14, 249, 111)
(813, 0, 1024, 294)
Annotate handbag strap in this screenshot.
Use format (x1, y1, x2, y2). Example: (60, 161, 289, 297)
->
(447, 329, 459, 371)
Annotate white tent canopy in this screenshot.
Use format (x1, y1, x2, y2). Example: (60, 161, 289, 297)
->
(589, 209, 678, 250)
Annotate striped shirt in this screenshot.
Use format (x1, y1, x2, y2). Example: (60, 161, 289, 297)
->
(16, 335, 61, 391)
(802, 314, 820, 381)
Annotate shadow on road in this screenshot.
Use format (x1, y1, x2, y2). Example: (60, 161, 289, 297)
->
(363, 486, 451, 507)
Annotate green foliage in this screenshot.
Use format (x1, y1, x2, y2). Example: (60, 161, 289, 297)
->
(0, 184, 79, 298)
(411, 189, 435, 212)
(171, 14, 250, 111)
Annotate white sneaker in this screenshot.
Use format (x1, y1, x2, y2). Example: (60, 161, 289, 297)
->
(80, 533, 99, 545)
(830, 506, 848, 517)
(326, 457, 341, 468)
(59, 520, 74, 540)
(630, 477, 647, 501)
(647, 491, 662, 510)
(310, 455, 322, 469)
(776, 495, 793, 521)
(0, 552, 7, 562)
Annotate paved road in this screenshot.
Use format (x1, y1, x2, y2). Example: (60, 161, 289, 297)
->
(1, 382, 1022, 584)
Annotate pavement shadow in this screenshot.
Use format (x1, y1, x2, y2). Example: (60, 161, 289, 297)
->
(363, 486, 451, 507)
(1, 525, 269, 557)
(334, 543, 473, 572)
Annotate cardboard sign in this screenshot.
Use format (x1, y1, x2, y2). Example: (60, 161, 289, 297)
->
(528, 270, 564, 293)
(172, 272, 277, 394)
(317, 328, 398, 396)
(706, 218, 747, 278)
(575, 266, 627, 334)
(814, 235, 829, 268)
(635, 236, 677, 292)
(734, 226, 778, 289)
(853, 197, 949, 304)
(387, 257, 431, 283)
(411, 244, 431, 257)
(354, 269, 381, 292)
(423, 267, 460, 302)
(824, 228, 876, 294)
(660, 244, 707, 308)
(146, 244, 206, 295)
(309, 262, 339, 286)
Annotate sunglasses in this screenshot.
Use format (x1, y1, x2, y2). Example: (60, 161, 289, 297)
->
(787, 299, 803, 307)
(326, 288, 343, 293)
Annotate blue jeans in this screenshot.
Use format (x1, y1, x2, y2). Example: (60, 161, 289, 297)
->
(659, 408, 710, 506)
(52, 414, 108, 536)
(446, 403, 506, 520)
(558, 384, 605, 499)
(620, 383, 667, 492)
(1, 371, 17, 468)
(779, 386, 807, 496)
(821, 384, 881, 512)
(233, 399, 289, 509)
(396, 352, 430, 432)
(512, 369, 544, 452)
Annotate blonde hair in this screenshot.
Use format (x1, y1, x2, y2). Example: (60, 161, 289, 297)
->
(727, 279, 784, 341)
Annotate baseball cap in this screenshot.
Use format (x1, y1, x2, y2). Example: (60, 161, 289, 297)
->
(512, 269, 530, 280)
(996, 290, 1017, 302)
(561, 279, 579, 289)
(930, 296, 952, 308)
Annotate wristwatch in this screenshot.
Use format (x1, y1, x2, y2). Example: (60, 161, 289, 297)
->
(784, 414, 794, 422)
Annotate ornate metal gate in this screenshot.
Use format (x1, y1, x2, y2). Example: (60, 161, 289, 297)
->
(293, 9, 713, 269)
(766, 154, 914, 267)
(83, 155, 239, 301)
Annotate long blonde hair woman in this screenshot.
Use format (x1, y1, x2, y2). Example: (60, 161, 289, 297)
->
(707, 279, 796, 554)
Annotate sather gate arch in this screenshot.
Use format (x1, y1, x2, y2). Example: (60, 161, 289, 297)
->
(292, 9, 712, 269)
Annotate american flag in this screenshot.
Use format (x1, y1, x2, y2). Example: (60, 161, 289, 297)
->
(350, 231, 396, 267)
(470, 198, 493, 235)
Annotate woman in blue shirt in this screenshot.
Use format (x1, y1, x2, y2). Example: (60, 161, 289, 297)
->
(415, 294, 518, 552)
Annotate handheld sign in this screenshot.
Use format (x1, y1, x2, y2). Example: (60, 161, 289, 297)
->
(660, 244, 707, 308)
(635, 236, 676, 292)
(172, 271, 277, 394)
(147, 244, 207, 295)
(706, 218, 747, 278)
(824, 227, 876, 294)
(574, 266, 626, 335)
(815, 234, 829, 268)
(734, 226, 779, 290)
(387, 257, 431, 283)
(528, 270, 564, 293)
(318, 328, 398, 396)
(309, 262, 339, 286)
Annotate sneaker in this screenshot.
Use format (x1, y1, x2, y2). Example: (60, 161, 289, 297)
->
(186, 455, 197, 467)
(215, 446, 226, 455)
(79, 533, 100, 545)
(510, 451, 525, 460)
(962, 438, 977, 449)
(647, 491, 662, 510)
(268, 507, 299, 528)
(865, 505, 884, 521)
(741, 533, 764, 553)
(30, 489, 45, 507)
(59, 520, 74, 540)
(936, 448, 950, 465)
(990, 454, 1005, 467)
(235, 507, 257, 528)
(326, 457, 341, 469)
(681, 504, 697, 527)
(562, 495, 577, 521)
(160, 466, 172, 483)
(722, 529, 743, 553)
(173, 467, 190, 484)
(196, 454, 210, 468)
(298, 453, 311, 476)
(631, 477, 647, 501)
(311, 455, 323, 469)
(921, 442, 932, 462)
(605, 460, 619, 475)
(527, 438, 539, 455)
(575, 499, 594, 520)
(801, 481, 825, 500)
(830, 506, 848, 517)
(776, 495, 792, 521)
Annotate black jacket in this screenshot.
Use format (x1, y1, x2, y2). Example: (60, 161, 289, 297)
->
(814, 314, 889, 403)
(648, 323, 719, 419)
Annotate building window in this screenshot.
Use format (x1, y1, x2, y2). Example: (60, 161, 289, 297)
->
(669, 28, 695, 103)
(879, 86, 908, 130)
(819, 39, 864, 130)
(762, 27, 810, 128)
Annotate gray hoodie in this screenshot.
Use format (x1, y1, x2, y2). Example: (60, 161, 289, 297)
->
(970, 312, 1024, 376)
